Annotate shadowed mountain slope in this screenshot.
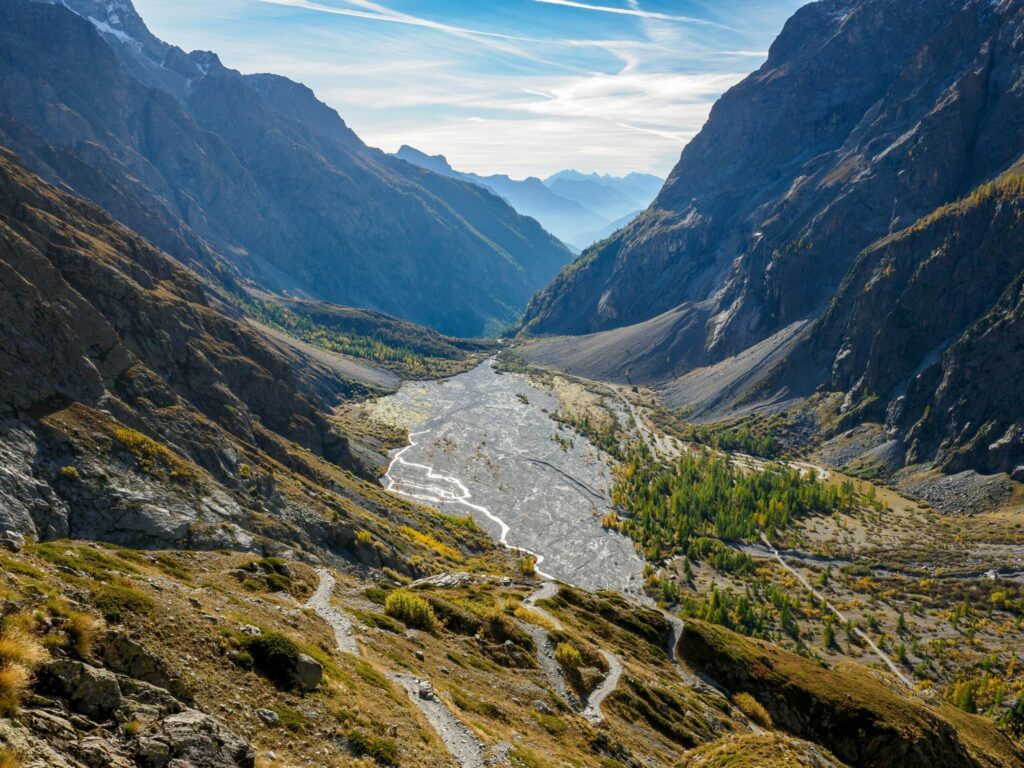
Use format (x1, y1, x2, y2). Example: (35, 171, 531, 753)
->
(0, 0, 571, 336)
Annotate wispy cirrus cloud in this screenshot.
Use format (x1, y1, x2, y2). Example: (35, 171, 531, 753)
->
(134, 0, 802, 176)
(533, 0, 735, 29)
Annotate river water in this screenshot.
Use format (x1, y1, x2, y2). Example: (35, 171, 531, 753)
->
(372, 360, 645, 594)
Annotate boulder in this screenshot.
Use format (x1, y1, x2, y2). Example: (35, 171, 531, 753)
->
(138, 710, 254, 768)
(0, 529, 24, 551)
(293, 653, 322, 693)
(37, 660, 123, 721)
(100, 632, 192, 702)
(255, 708, 279, 726)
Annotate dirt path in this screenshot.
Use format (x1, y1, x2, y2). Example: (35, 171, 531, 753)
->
(393, 674, 486, 768)
(520, 621, 578, 708)
(521, 581, 578, 707)
(305, 568, 360, 656)
(759, 534, 913, 687)
(524, 581, 623, 723)
(581, 650, 622, 724)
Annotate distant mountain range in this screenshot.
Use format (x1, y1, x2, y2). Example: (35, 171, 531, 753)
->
(394, 146, 662, 251)
(0, 0, 571, 336)
(521, 0, 1024, 485)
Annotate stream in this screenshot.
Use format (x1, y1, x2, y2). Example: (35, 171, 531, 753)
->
(373, 360, 646, 595)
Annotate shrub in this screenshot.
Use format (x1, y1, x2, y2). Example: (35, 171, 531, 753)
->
(271, 703, 307, 733)
(92, 583, 154, 623)
(113, 427, 198, 482)
(384, 591, 440, 632)
(66, 611, 98, 658)
(355, 530, 373, 547)
(733, 692, 772, 728)
(242, 632, 300, 689)
(265, 573, 291, 593)
(554, 642, 583, 670)
(59, 465, 79, 480)
(348, 729, 399, 766)
(517, 555, 537, 577)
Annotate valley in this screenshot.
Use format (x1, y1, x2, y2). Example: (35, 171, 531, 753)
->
(2, 0, 1024, 765)
(357, 350, 1024, 751)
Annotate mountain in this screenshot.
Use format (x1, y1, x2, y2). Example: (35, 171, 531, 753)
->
(1, 42, 1022, 766)
(7, 143, 1019, 768)
(394, 145, 660, 250)
(0, 0, 571, 337)
(521, 0, 1024, 483)
(544, 170, 663, 223)
(0, 144, 388, 547)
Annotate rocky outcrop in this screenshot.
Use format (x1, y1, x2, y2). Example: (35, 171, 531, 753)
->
(100, 632, 192, 703)
(17, 645, 254, 768)
(0, 0, 570, 336)
(137, 710, 254, 768)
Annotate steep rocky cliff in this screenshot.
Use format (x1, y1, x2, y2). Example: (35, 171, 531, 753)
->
(521, 0, 1024, 480)
(0, 0, 570, 336)
(803, 177, 1024, 478)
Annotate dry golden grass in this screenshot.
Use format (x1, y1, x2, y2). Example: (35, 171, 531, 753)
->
(733, 691, 773, 728)
(514, 606, 558, 631)
(0, 663, 31, 715)
(0, 624, 47, 715)
(66, 611, 99, 659)
(0, 748, 23, 768)
(0, 627, 47, 668)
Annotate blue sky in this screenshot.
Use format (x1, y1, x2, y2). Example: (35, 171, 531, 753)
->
(133, 0, 806, 178)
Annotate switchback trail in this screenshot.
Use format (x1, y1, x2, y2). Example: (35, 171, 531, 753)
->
(305, 568, 360, 655)
(581, 650, 623, 724)
(524, 580, 623, 724)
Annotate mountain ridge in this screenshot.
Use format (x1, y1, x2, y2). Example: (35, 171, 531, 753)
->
(0, 0, 571, 336)
(393, 145, 660, 250)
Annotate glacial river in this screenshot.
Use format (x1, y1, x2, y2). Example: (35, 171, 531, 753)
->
(372, 360, 645, 594)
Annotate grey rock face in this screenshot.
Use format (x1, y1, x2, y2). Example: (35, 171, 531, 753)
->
(0, 149, 365, 550)
(139, 710, 255, 768)
(100, 632, 192, 702)
(37, 660, 123, 721)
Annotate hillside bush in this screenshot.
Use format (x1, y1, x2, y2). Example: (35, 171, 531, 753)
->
(384, 591, 440, 632)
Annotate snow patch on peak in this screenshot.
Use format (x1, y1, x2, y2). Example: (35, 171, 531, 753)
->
(87, 16, 138, 47)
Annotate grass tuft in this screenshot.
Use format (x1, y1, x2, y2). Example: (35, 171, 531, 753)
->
(384, 591, 440, 632)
